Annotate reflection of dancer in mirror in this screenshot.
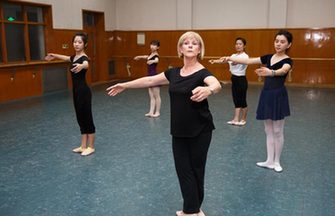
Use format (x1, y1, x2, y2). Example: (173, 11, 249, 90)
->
(134, 40, 161, 117)
(45, 33, 96, 156)
(222, 30, 293, 172)
(107, 31, 222, 216)
(209, 37, 249, 126)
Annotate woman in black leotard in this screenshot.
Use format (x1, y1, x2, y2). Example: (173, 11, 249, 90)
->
(134, 40, 161, 117)
(45, 33, 96, 156)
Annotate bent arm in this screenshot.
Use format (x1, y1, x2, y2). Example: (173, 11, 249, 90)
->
(255, 63, 292, 77)
(147, 56, 159, 65)
(204, 76, 222, 94)
(81, 60, 89, 69)
(190, 76, 222, 102)
(71, 60, 89, 73)
(274, 63, 292, 76)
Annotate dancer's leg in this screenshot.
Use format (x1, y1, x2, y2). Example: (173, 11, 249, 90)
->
(73, 134, 87, 153)
(256, 120, 275, 169)
(273, 120, 285, 172)
(151, 86, 161, 117)
(145, 88, 155, 116)
(240, 107, 248, 122)
(81, 133, 95, 156)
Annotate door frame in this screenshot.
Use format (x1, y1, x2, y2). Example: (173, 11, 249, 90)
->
(82, 10, 105, 84)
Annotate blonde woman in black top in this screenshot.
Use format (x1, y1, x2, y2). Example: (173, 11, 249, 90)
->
(107, 31, 221, 216)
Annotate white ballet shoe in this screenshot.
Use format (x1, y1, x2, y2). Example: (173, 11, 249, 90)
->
(236, 120, 246, 126)
(72, 146, 85, 153)
(227, 120, 239, 125)
(273, 163, 283, 172)
(81, 147, 95, 156)
(145, 113, 153, 117)
(151, 113, 160, 118)
(256, 162, 275, 170)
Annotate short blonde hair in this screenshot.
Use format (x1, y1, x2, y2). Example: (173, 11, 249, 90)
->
(177, 31, 205, 60)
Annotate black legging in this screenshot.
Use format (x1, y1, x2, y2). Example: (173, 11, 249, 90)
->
(73, 86, 95, 134)
(231, 75, 248, 108)
(172, 130, 212, 214)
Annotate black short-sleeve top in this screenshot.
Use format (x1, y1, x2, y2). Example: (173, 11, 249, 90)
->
(260, 54, 293, 90)
(69, 55, 89, 89)
(164, 67, 215, 137)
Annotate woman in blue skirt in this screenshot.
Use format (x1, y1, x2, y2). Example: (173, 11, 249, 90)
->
(223, 30, 293, 172)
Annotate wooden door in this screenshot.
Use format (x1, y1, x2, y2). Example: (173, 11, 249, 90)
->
(82, 11, 104, 83)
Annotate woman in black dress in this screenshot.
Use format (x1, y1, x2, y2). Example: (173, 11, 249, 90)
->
(107, 31, 222, 216)
(223, 30, 293, 172)
(45, 33, 96, 156)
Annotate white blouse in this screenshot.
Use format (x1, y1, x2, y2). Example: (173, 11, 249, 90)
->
(229, 52, 249, 76)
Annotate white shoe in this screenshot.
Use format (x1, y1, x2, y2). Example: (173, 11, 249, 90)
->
(81, 147, 95, 156)
(227, 120, 238, 125)
(236, 120, 246, 126)
(274, 163, 283, 172)
(256, 162, 275, 169)
(72, 146, 85, 153)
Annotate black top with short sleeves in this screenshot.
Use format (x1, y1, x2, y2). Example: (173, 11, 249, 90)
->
(260, 54, 293, 90)
(164, 67, 215, 137)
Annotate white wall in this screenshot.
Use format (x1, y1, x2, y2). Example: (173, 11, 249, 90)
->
(176, 0, 193, 29)
(15, 0, 116, 31)
(268, 0, 287, 28)
(287, 0, 335, 28)
(193, 0, 269, 29)
(114, 0, 177, 30)
(14, 0, 335, 30)
(113, 0, 334, 30)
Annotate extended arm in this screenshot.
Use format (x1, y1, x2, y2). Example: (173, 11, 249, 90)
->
(45, 53, 71, 62)
(225, 56, 261, 65)
(106, 72, 169, 96)
(209, 58, 225, 64)
(134, 55, 149, 61)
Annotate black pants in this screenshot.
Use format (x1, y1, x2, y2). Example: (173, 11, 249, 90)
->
(73, 86, 95, 134)
(231, 75, 248, 108)
(172, 131, 212, 214)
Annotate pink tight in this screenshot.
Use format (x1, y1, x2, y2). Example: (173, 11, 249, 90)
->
(263, 119, 285, 165)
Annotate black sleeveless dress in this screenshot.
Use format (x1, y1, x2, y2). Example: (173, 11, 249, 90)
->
(70, 55, 95, 134)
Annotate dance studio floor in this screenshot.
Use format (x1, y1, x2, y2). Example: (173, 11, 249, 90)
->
(0, 83, 334, 216)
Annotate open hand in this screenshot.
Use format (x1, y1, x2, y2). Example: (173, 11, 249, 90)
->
(45, 53, 55, 61)
(106, 83, 126, 96)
